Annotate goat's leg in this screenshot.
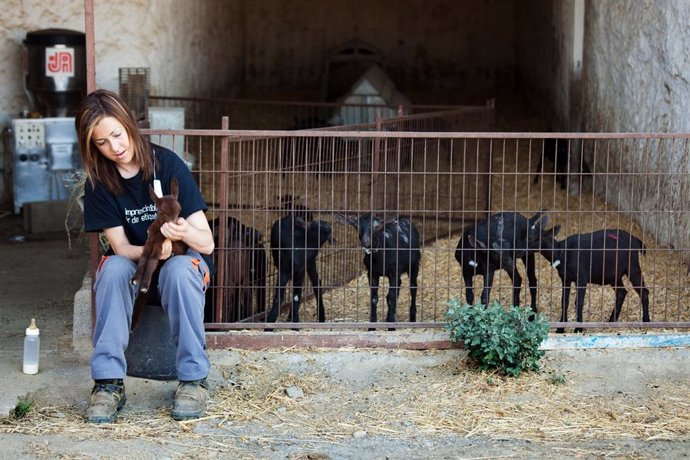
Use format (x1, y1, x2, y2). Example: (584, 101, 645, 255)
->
(138, 257, 160, 294)
(369, 273, 380, 328)
(479, 269, 496, 307)
(574, 285, 587, 333)
(289, 271, 305, 324)
(130, 292, 147, 332)
(557, 283, 571, 333)
(629, 271, 651, 322)
(506, 266, 523, 308)
(385, 276, 401, 324)
(462, 268, 475, 305)
(525, 253, 539, 317)
(409, 264, 419, 322)
(307, 262, 325, 322)
(131, 256, 149, 286)
(242, 285, 253, 320)
(254, 250, 267, 314)
(609, 284, 628, 323)
(267, 271, 290, 324)
(533, 156, 543, 184)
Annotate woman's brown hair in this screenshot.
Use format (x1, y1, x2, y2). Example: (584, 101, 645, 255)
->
(75, 89, 153, 194)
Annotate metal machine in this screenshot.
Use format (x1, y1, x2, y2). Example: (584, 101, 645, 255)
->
(9, 28, 86, 214)
(10, 117, 79, 213)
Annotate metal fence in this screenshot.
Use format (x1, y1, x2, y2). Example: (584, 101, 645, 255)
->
(139, 126, 690, 342)
(147, 94, 494, 130)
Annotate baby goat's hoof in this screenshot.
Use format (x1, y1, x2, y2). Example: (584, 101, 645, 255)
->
(131, 279, 139, 286)
(139, 287, 148, 294)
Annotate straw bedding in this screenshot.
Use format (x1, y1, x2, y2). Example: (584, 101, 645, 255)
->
(2, 348, 688, 451)
(290, 138, 690, 326)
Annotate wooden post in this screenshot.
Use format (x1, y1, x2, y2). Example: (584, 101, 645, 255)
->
(215, 116, 230, 322)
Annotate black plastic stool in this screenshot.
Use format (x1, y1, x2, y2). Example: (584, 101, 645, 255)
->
(125, 304, 177, 380)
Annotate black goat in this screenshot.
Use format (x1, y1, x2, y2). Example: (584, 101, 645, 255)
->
(341, 213, 420, 326)
(455, 211, 544, 314)
(534, 138, 592, 190)
(205, 216, 266, 322)
(267, 215, 333, 324)
(528, 216, 650, 333)
(534, 138, 569, 190)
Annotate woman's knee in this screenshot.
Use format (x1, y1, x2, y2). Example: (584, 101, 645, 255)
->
(159, 255, 205, 289)
(96, 255, 136, 286)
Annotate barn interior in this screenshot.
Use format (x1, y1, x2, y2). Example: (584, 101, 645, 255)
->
(139, 0, 581, 133)
(5, 0, 687, 347)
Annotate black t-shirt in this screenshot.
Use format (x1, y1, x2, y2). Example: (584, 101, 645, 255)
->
(84, 144, 207, 249)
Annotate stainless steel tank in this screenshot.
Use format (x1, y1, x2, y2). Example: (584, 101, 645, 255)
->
(24, 29, 86, 117)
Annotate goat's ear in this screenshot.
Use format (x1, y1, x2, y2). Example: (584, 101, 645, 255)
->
(549, 225, 562, 237)
(468, 234, 487, 249)
(334, 211, 358, 228)
(149, 184, 159, 204)
(529, 210, 548, 229)
(170, 177, 179, 199)
(371, 217, 382, 231)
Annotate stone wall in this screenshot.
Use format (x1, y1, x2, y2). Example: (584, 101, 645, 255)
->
(583, 0, 690, 133)
(582, 0, 690, 252)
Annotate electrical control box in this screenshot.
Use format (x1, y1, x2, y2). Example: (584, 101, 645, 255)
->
(10, 117, 80, 213)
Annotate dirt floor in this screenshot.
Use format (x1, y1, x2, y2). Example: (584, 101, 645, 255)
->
(0, 213, 689, 459)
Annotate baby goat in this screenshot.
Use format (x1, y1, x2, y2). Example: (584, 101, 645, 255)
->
(528, 216, 650, 332)
(534, 138, 592, 191)
(130, 178, 188, 330)
(267, 215, 333, 324)
(341, 213, 420, 327)
(455, 211, 543, 314)
(206, 216, 266, 322)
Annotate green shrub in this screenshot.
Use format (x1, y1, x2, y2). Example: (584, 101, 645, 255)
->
(445, 299, 550, 377)
(13, 395, 35, 419)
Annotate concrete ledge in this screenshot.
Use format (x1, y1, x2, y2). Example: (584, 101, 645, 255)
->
(206, 331, 690, 351)
(72, 272, 92, 350)
(542, 333, 690, 350)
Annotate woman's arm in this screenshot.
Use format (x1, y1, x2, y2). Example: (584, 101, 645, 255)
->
(103, 226, 145, 261)
(160, 210, 215, 255)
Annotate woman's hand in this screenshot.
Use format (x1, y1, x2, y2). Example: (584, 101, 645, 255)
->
(161, 211, 215, 255)
(159, 238, 173, 260)
(160, 217, 190, 242)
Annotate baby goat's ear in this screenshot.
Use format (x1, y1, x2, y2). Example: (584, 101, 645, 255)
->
(468, 234, 487, 249)
(149, 184, 159, 204)
(529, 210, 548, 230)
(549, 225, 562, 237)
(170, 177, 179, 199)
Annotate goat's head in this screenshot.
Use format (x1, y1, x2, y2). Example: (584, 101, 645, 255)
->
(149, 177, 181, 223)
(467, 215, 517, 268)
(308, 220, 334, 247)
(526, 213, 563, 266)
(336, 212, 391, 250)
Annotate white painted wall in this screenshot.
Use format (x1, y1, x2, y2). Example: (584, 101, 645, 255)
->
(0, 0, 237, 207)
(0, 0, 237, 123)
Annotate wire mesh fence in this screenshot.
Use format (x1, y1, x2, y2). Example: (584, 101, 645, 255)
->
(140, 126, 690, 335)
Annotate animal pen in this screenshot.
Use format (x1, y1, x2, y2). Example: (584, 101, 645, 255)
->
(132, 98, 690, 348)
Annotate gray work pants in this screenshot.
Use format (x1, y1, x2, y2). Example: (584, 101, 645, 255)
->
(91, 251, 211, 381)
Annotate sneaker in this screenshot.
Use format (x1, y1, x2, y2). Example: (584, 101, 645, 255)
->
(171, 378, 209, 421)
(85, 379, 126, 423)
